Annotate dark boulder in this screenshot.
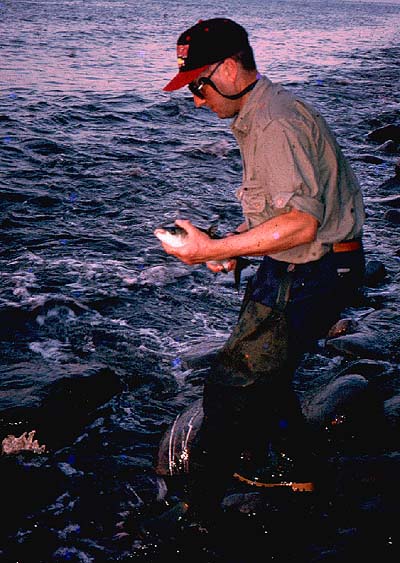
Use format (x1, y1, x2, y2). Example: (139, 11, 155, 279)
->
(363, 260, 387, 287)
(326, 309, 400, 362)
(384, 208, 400, 224)
(302, 374, 369, 426)
(367, 124, 400, 144)
(0, 363, 123, 450)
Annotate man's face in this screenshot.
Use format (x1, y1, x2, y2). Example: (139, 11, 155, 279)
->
(189, 62, 240, 119)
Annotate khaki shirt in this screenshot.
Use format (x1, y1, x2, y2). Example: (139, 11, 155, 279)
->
(232, 77, 365, 263)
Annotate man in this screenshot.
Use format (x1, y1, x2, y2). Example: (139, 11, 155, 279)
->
(157, 17, 365, 528)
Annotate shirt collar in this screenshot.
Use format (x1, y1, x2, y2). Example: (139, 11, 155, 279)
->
(231, 76, 273, 134)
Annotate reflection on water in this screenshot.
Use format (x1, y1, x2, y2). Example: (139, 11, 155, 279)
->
(2, 0, 400, 93)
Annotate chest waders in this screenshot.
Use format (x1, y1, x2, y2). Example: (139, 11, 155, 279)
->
(192, 263, 314, 492)
(211, 262, 296, 388)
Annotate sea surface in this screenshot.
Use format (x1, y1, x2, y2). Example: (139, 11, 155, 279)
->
(1, 0, 400, 561)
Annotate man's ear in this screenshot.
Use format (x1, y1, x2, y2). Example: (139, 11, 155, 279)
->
(222, 57, 239, 83)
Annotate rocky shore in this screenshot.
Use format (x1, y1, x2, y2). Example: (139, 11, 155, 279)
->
(1, 123, 399, 562)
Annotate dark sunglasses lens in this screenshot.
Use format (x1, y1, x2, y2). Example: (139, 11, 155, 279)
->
(188, 81, 204, 99)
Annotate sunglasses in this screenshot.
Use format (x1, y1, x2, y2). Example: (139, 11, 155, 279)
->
(188, 61, 224, 99)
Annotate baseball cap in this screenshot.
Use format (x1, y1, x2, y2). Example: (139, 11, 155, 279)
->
(163, 18, 250, 92)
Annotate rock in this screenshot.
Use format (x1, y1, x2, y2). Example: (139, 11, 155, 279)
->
(384, 208, 400, 224)
(383, 395, 400, 428)
(363, 260, 387, 287)
(0, 363, 123, 450)
(0, 451, 67, 538)
(367, 124, 400, 144)
(367, 194, 400, 208)
(377, 160, 400, 191)
(379, 176, 400, 192)
(356, 154, 385, 164)
(302, 374, 369, 425)
(180, 337, 226, 370)
(326, 309, 400, 361)
(377, 140, 399, 154)
(326, 333, 384, 360)
(335, 359, 393, 380)
(222, 491, 263, 513)
(326, 318, 355, 339)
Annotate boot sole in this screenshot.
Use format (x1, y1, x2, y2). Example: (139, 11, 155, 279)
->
(233, 472, 315, 492)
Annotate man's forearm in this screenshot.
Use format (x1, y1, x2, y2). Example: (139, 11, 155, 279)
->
(209, 209, 318, 260)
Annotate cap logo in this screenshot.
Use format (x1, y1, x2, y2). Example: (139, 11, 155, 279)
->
(177, 44, 189, 68)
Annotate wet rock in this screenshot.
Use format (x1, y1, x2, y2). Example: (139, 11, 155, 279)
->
(379, 180, 400, 192)
(0, 453, 67, 539)
(383, 395, 400, 428)
(326, 333, 385, 360)
(379, 176, 400, 192)
(302, 374, 369, 425)
(181, 337, 226, 370)
(367, 194, 400, 208)
(325, 309, 400, 361)
(326, 318, 355, 339)
(334, 453, 400, 501)
(335, 359, 393, 380)
(377, 140, 399, 154)
(363, 260, 387, 286)
(384, 208, 400, 224)
(356, 154, 385, 164)
(378, 161, 400, 191)
(222, 491, 263, 513)
(367, 124, 400, 144)
(0, 363, 123, 450)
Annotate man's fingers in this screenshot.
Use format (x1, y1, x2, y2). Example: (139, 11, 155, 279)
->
(224, 259, 237, 272)
(206, 259, 236, 273)
(174, 218, 193, 231)
(206, 261, 224, 273)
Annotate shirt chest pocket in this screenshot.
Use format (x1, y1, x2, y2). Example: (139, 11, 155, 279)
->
(236, 181, 267, 214)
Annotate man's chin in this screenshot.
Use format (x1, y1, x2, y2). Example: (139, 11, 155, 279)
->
(215, 109, 238, 119)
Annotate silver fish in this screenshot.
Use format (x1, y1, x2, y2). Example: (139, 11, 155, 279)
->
(154, 225, 194, 248)
(154, 224, 253, 289)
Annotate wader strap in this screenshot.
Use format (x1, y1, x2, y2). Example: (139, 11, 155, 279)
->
(239, 262, 295, 319)
(238, 276, 255, 319)
(275, 263, 295, 312)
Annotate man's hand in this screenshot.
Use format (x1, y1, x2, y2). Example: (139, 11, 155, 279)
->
(206, 258, 237, 273)
(205, 226, 243, 272)
(156, 219, 214, 265)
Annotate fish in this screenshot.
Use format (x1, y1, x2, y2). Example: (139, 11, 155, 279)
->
(154, 224, 254, 289)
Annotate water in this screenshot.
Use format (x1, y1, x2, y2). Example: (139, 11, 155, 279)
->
(1, 1, 400, 561)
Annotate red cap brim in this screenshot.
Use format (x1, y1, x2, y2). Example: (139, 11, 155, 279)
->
(163, 65, 209, 92)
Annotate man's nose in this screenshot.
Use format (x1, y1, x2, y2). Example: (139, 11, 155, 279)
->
(193, 96, 206, 108)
